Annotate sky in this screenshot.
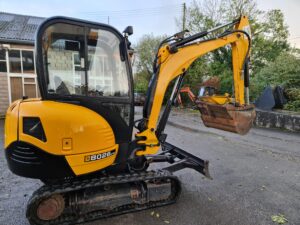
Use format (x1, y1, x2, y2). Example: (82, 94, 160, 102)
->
(0, 0, 300, 47)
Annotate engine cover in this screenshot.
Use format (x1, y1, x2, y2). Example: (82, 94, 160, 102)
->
(5, 99, 118, 176)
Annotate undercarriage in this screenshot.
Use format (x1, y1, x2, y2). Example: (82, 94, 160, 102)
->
(26, 142, 210, 225)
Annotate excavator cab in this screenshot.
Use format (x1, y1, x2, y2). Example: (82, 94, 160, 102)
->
(5, 18, 138, 180)
(36, 18, 135, 141)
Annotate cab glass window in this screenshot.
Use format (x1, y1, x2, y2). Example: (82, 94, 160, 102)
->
(42, 23, 129, 97)
(43, 23, 86, 95)
(87, 29, 129, 97)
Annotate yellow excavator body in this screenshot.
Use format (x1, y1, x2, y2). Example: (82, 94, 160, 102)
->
(3, 15, 255, 225)
(5, 99, 118, 175)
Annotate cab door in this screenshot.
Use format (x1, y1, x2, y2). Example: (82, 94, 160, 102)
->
(35, 18, 134, 143)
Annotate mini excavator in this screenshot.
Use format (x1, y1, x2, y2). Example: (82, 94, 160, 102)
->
(4, 15, 255, 225)
(176, 77, 220, 107)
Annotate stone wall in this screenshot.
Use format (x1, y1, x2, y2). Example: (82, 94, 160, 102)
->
(254, 109, 300, 132)
(0, 73, 9, 117)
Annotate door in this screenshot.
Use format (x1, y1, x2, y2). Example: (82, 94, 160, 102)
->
(10, 77, 38, 102)
(10, 77, 23, 102)
(23, 78, 37, 98)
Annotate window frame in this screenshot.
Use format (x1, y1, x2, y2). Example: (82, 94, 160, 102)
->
(8, 48, 36, 75)
(7, 48, 38, 104)
(21, 50, 35, 74)
(0, 49, 7, 73)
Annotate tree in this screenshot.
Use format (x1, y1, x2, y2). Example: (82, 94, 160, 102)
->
(178, 0, 261, 33)
(176, 0, 290, 97)
(250, 9, 290, 72)
(134, 34, 166, 79)
(176, 0, 264, 95)
(133, 34, 166, 93)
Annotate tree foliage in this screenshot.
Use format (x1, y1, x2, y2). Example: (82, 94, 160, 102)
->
(134, 70, 149, 93)
(251, 9, 290, 72)
(251, 52, 300, 111)
(178, 0, 293, 103)
(133, 34, 166, 93)
(183, 0, 289, 72)
(134, 34, 166, 78)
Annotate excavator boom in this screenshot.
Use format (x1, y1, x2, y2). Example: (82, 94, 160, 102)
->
(137, 16, 255, 156)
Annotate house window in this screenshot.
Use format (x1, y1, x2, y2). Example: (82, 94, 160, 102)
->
(9, 50, 22, 73)
(8, 49, 35, 74)
(22, 51, 35, 73)
(0, 49, 7, 72)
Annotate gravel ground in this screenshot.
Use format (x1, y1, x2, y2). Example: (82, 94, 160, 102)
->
(0, 108, 299, 225)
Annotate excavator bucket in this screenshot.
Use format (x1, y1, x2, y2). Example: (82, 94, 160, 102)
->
(195, 100, 256, 135)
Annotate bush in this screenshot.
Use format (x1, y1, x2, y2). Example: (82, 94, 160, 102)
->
(251, 51, 300, 111)
(284, 88, 300, 111)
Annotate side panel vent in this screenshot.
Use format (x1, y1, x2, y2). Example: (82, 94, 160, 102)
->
(23, 117, 47, 142)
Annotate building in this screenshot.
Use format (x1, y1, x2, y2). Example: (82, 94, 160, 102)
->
(0, 12, 44, 116)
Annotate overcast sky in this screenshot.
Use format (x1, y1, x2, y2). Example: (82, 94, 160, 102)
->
(1, 0, 299, 47)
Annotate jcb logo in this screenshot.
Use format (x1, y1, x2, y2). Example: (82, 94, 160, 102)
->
(84, 150, 116, 162)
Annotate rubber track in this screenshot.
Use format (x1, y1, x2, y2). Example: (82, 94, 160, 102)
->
(26, 170, 181, 225)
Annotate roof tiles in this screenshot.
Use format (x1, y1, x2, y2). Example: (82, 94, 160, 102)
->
(0, 12, 44, 45)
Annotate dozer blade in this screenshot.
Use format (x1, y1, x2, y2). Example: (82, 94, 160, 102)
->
(195, 100, 256, 135)
(160, 142, 211, 179)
